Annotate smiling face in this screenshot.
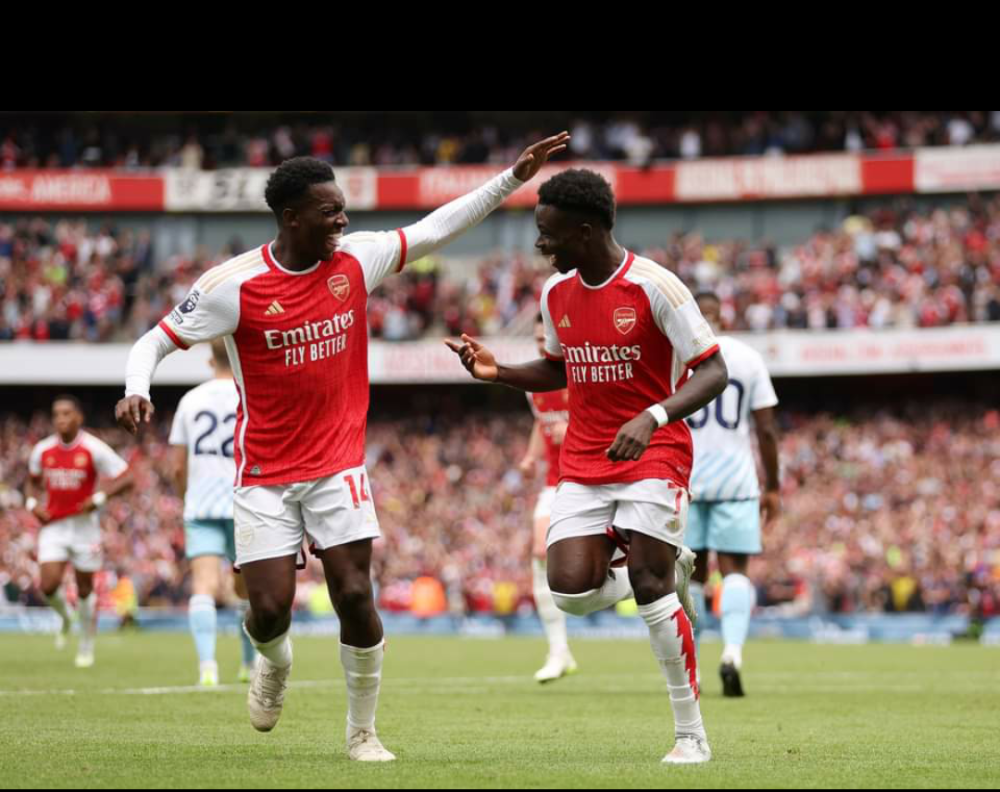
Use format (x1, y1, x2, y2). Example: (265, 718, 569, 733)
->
(534, 203, 593, 274)
(284, 181, 350, 262)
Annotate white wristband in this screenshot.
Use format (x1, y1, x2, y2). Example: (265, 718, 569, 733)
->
(25, 497, 38, 512)
(645, 404, 669, 428)
(91, 491, 108, 508)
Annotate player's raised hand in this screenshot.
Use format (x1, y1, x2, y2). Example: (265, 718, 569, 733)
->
(607, 411, 658, 463)
(445, 334, 499, 382)
(115, 395, 155, 436)
(512, 132, 571, 182)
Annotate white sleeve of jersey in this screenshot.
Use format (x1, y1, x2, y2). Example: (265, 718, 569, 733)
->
(168, 396, 189, 446)
(343, 167, 525, 295)
(159, 270, 241, 350)
(402, 168, 524, 263)
(338, 231, 405, 295)
(750, 349, 779, 411)
(127, 268, 243, 400)
(539, 276, 564, 360)
(87, 436, 129, 479)
(124, 326, 179, 401)
(28, 442, 44, 476)
(645, 269, 720, 366)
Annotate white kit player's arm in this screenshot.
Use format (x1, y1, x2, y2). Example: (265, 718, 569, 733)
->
(751, 353, 781, 527)
(167, 398, 190, 500)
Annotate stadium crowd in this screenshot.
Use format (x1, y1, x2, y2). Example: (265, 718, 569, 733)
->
(3, 112, 999, 170)
(1, 403, 997, 619)
(4, 197, 1000, 343)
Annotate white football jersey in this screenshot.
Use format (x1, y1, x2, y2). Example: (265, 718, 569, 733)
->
(169, 378, 239, 521)
(688, 335, 778, 502)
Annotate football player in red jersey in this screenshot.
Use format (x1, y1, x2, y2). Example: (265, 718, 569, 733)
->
(117, 133, 569, 761)
(26, 395, 133, 667)
(447, 169, 727, 764)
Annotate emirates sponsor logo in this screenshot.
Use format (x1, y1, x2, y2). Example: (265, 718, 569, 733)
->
(614, 307, 637, 335)
(263, 310, 356, 351)
(560, 342, 642, 364)
(44, 468, 88, 490)
(329, 274, 350, 302)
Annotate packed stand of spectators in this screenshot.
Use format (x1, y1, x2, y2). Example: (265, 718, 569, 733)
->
(1, 403, 998, 619)
(3, 112, 1000, 170)
(758, 402, 1000, 620)
(652, 198, 1000, 330)
(0, 217, 551, 343)
(5, 197, 1000, 343)
(0, 218, 243, 342)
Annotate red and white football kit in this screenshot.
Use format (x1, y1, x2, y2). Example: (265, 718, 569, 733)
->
(29, 432, 129, 571)
(527, 389, 569, 521)
(125, 168, 525, 565)
(539, 251, 720, 548)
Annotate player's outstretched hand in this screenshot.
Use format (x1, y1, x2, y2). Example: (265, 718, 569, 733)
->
(445, 334, 499, 382)
(607, 412, 658, 463)
(512, 132, 570, 182)
(115, 395, 155, 436)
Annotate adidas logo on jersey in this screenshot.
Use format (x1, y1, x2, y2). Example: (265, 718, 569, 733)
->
(558, 315, 572, 328)
(265, 301, 286, 316)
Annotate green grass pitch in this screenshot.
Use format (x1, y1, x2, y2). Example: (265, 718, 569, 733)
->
(1, 632, 997, 788)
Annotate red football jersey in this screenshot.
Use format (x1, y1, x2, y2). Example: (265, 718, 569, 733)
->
(158, 233, 406, 487)
(29, 432, 129, 521)
(528, 389, 569, 487)
(540, 252, 720, 487)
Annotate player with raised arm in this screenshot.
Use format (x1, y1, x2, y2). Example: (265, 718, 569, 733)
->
(116, 133, 569, 762)
(26, 395, 133, 668)
(447, 169, 727, 765)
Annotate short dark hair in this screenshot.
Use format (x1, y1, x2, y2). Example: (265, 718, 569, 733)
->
(53, 394, 83, 414)
(695, 291, 722, 305)
(264, 157, 336, 217)
(537, 169, 615, 230)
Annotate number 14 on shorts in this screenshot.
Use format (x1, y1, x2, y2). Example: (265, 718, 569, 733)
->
(344, 474, 370, 509)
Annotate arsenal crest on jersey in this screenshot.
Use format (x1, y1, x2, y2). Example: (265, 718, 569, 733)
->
(614, 307, 637, 335)
(328, 274, 350, 302)
(74, 453, 88, 468)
